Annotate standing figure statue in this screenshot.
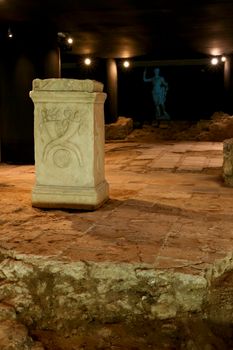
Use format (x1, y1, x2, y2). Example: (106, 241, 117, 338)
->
(143, 67, 170, 126)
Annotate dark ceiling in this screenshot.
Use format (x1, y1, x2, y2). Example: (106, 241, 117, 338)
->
(1, 0, 233, 59)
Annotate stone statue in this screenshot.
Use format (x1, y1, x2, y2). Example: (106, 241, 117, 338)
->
(143, 67, 170, 125)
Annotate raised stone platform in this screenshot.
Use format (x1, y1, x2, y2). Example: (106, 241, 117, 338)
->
(0, 141, 233, 349)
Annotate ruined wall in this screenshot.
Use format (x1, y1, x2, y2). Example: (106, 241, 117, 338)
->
(0, 249, 232, 349)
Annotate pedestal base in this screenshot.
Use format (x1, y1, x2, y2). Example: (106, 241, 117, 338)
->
(32, 181, 109, 210)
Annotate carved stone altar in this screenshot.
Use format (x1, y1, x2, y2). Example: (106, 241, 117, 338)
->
(30, 78, 109, 209)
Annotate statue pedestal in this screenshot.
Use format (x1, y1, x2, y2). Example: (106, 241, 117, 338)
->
(29, 78, 109, 210)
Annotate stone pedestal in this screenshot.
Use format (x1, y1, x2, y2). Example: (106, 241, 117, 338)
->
(223, 138, 233, 186)
(29, 78, 109, 209)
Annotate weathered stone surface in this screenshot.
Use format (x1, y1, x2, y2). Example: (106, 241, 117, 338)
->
(30, 78, 109, 210)
(32, 78, 103, 92)
(223, 138, 233, 186)
(0, 319, 44, 350)
(0, 250, 232, 348)
(0, 255, 206, 327)
(0, 303, 16, 322)
(105, 116, 133, 140)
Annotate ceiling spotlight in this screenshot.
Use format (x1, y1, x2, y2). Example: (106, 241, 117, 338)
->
(211, 57, 219, 65)
(84, 58, 91, 66)
(8, 27, 13, 38)
(57, 32, 73, 51)
(123, 60, 130, 68)
(57, 32, 66, 38)
(67, 37, 73, 45)
(221, 56, 226, 62)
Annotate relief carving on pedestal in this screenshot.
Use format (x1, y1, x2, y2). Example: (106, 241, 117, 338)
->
(39, 106, 86, 168)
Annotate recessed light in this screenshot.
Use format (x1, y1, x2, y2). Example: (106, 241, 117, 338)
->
(8, 27, 13, 38)
(211, 57, 219, 65)
(84, 58, 91, 66)
(67, 37, 73, 45)
(123, 60, 130, 68)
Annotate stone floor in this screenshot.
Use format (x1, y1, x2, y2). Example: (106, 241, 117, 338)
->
(0, 141, 230, 274)
(1, 140, 233, 349)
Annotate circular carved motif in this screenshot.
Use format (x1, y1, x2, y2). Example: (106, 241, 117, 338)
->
(53, 149, 71, 168)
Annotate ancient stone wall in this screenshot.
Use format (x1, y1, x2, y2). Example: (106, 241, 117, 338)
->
(0, 249, 232, 349)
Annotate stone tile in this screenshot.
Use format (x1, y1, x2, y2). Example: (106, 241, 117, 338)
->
(177, 167, 204, 173)
(129, 159, 151, 166)
(158, 246, 207, 262)
(133, 247, 159, 264)
(136, 153, 160, 160)
(123, 198, 155, 207)
(12, 235, 72, 256)
(0, 229, 43, 242)
(153, 191, 192, 199)
(208, 159, 223, 167)
(61, 246, 141, 263)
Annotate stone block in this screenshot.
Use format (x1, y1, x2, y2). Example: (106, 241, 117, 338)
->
(30, 78, 109, 209)
(223, 138, 233, 186)
(105, 116, 133, 140)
